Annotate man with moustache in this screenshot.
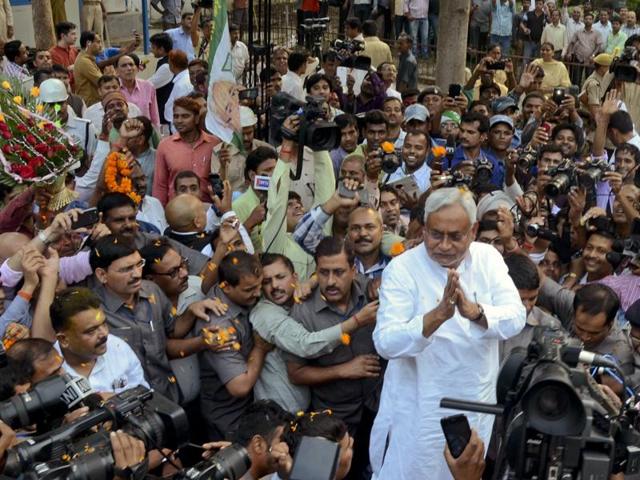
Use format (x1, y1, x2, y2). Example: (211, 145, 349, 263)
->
(86, 234, 221, 401)
(294, 197, 392, 279)
(97, 192, 209, 279)
(49, 287, 149, 393)
(286, 237, 382, 479)
(370, 187, 525, 480)
(250, 253, 378, 412)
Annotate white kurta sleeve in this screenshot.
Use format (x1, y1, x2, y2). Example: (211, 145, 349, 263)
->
(374, 257, 434, 359)
(467, 247, 526, 340)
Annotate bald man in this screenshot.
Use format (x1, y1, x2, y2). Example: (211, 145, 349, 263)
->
(164, 194, 213, 252)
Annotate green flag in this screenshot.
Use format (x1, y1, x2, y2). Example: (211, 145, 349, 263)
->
(205, 0, 242, 144)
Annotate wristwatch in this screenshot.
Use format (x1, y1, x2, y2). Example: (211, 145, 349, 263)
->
(37, 230, 51, 246)
(113, 459, 148, 480)
(472, 304, 485, 323)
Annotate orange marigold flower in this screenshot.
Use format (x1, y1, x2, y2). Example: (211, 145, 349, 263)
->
(389, 242, 406, 257)
(432, 145, 446, 157)
(340, 333, 351, 345)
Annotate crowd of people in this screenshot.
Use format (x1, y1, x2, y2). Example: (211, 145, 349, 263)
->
(0, 0, 639, 479)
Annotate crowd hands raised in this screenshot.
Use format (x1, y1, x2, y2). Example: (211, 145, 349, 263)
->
(3, 0, 640, 479)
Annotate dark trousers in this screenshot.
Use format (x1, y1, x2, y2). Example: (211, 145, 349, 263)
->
(345, 406, 376, 480)
(352, 3, 371, 23)
(371, 5, 392, 40)
(394, 14, 409, 38)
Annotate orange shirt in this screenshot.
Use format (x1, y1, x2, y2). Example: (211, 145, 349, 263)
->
(50, 44, 79, 87)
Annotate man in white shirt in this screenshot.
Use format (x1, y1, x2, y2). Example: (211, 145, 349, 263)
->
(387, 131, 431, 197)
(593, 9, 612, 44)
(561, 4, 584, 50)
(370, 187, 526, 480)
(281, 51, 308, 103)
(541, 8, 567, 55)
(622, 11, 640, 38)
(230, 23, 249, 84)
(49, 287, 149, 394)
(164, 49, 193, 128)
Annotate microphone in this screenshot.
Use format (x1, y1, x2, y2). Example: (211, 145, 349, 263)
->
(561, 346, 620, 370)
(59, 374, 95, 410)
(445, 135, 456, 171)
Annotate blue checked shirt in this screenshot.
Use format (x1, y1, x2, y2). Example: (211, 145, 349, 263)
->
(293, 206, 392, 279)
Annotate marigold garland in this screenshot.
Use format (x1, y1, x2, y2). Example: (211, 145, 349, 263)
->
(104, 151, 141, 204)
(432, 145, 446, 157)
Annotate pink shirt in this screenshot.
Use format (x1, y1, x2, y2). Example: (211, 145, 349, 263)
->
(120, 78, 160, 127)
(153, 132, 220, 205)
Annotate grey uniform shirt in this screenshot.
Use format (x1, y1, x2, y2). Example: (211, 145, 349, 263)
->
(134, 231, 208, 275)
(284, 278, 382, 426)
(538, 277, 636, 377)
(250, 298, 344, 413)
(196, 285, 253, 440)
(88, 277, 179, 401)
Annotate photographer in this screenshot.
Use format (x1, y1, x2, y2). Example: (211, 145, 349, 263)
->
(537, 279, 635, 389)
(262, 115, 335, 280)
(387, 131, 431, 203)
(450, 112, 505, 188)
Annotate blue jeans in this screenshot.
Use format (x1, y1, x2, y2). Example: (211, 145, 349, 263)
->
(523, 40, 539, 62)
(490, 34, 511, 54)
(409, 17, 428, 57)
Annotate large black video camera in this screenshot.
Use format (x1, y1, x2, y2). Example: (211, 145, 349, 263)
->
(0, 374, 93, 430)
(271, 92, 340, 180)
(442, 327, 640, 479)
(5, 386, 189, 479)
(610, 46, 639, 82)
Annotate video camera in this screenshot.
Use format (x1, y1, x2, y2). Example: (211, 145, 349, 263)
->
(5, 385, 189, 478)
(271, 92, 340, 179)
(175, 444, 251, 480)
(0, 374, 93, 430)
(611, 46, 639, 82)
(441, 327, 640, 479)
(331, 39, 370, 70)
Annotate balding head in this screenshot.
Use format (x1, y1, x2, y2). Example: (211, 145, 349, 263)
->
(165, 194, 207, 232)
(0, 232, 30, 263)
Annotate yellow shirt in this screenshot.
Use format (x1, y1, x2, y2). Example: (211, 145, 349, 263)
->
(531, 58, 571, 93)
(362, 36, 393, 70)
(73, 51, 102, 106)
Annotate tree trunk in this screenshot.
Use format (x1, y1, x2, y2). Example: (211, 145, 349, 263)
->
(435, 0, 470, 89)
(32, 0, 55, 50)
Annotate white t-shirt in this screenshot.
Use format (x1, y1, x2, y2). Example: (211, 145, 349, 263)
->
(55, 334, 149, 394)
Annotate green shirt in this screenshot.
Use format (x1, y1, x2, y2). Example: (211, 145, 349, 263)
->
(232, 187, 262, 253)
(606, 31, 628, 55)
(262, 150, 335, 280)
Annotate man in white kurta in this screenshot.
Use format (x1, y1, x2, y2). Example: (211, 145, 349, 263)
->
(369, 188, 526, 480)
